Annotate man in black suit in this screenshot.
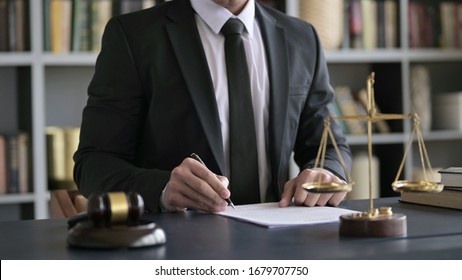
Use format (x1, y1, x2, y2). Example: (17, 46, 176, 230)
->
(74, 0, 352, 213)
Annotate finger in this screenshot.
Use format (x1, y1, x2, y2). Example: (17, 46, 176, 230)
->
(314, 193, 333, 206)
(168, 161, 227, 210)
(327, 191, 347, 206)
(297, 171, 329, 206)
(189, 159, 231, 199)
(175, 192, 227, 213)
(278, 180, 296, 207)
(180, 174, 228, 209)
(301, 193, 321, 207)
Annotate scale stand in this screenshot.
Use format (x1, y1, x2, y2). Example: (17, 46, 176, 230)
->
(302, 73, 443, 237)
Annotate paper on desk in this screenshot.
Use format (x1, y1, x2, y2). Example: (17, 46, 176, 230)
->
(216, 202, 358, 228)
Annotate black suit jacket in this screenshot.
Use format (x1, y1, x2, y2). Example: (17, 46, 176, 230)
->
(74, 0, 351, 213)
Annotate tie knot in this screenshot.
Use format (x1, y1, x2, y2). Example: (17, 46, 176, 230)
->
(221, 18, 245, 37)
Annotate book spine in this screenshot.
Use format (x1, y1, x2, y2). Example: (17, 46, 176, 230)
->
(6, 135, 19, 194)
(0, 0, 9, 51)
(0, 134, 7, 195)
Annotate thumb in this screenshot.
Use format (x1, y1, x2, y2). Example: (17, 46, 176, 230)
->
(278, 180, 296, 207)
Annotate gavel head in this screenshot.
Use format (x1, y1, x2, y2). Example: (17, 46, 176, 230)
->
(87, 192, 144, 227)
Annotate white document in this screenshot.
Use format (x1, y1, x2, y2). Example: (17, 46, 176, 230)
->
(216, 202, 358, 228)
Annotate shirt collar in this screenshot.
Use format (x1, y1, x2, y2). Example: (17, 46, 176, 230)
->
(190, 0, 255, 37)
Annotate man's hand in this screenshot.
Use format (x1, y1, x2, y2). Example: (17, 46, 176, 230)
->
(279, 168, 346, 207)
(162, 158, 230, 212)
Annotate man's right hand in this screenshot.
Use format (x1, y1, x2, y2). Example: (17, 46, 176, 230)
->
(161, 158, 230, 212)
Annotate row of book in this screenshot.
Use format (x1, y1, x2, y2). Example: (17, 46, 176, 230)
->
(44, 0, 171, 53)
(0, 0, 29, 52)
(0, 126, 81, 196)
(331, 86, 391, 135)
(302, 0, 462, 50)
(0, 133, 29, 195)
(300, 0, 399, 50)
(409, 0, 462, 49)
(346, 0, 399, 49)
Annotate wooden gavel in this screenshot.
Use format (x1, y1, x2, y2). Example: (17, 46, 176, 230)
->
(87, 192, 144, 226)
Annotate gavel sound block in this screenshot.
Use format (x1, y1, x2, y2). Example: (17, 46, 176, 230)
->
(67, 192, 166, 249)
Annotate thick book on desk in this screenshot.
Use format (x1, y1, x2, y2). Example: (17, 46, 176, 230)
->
(400, 188, 462, 210)
(439, 167, 462, 187)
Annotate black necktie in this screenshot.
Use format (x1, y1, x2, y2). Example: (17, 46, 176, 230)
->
(221, 18, 260, 204)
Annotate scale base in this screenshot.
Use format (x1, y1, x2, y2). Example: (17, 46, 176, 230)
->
(339, 207, 407, 237)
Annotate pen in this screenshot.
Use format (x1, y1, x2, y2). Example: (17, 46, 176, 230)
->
(190, 153, 236, 209)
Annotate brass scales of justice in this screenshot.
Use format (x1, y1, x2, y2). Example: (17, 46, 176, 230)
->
(302, 72, 444, 237)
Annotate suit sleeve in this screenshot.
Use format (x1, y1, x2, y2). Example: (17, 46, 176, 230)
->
(293, 25, 352, 181)
(73, 17, 170, 213)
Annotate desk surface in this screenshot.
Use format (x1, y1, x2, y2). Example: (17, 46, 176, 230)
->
(1, 197, 461, 260)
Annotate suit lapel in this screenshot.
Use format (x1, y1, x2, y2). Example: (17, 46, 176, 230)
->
(165, 0, 225, 173)
(256, 5, 289, 188)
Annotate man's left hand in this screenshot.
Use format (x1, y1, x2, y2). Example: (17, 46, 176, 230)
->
(278, 168, 346, 207)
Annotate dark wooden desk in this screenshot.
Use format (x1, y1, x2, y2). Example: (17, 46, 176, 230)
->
(1, 197, 461, 259)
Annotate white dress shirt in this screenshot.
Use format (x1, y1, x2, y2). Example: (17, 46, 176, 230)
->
(190, 0, 271, 202)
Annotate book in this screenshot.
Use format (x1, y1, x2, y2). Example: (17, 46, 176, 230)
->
(5, 134, 19, 193)
(0, 133, 29, 194)
(384, 0, 398, 48)
(361, 0, 377, 49)
(329, 99, 349, 134)
(334, 86, 366, 135)
(439, 167, 462, 187)
(17, 132, 29, 193)
(0, 134, 6, 194)
(400, 189, 462, 210)
(10, 0, 28, 51)
(72, 0, 91, 52)
(90, 0, 112, 52)
(46, 126, 80, 190)
(355, 88, 390, 133)
(50, 0, 72, 53)
(0, 0, 9, 51)
(349, 0, 363, 49)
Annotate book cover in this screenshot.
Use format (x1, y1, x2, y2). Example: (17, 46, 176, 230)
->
(400, 189, 462, 210)
(439, 167, 462, 187)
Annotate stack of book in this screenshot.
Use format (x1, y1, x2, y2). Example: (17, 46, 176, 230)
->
(400, 167, 462, 210)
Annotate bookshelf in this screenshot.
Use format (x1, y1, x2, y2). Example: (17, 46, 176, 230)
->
(1, 0, 462, 220)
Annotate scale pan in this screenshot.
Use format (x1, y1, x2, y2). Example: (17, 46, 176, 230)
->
(302, 181, 353, 193)
(391, 180, 443, 193)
